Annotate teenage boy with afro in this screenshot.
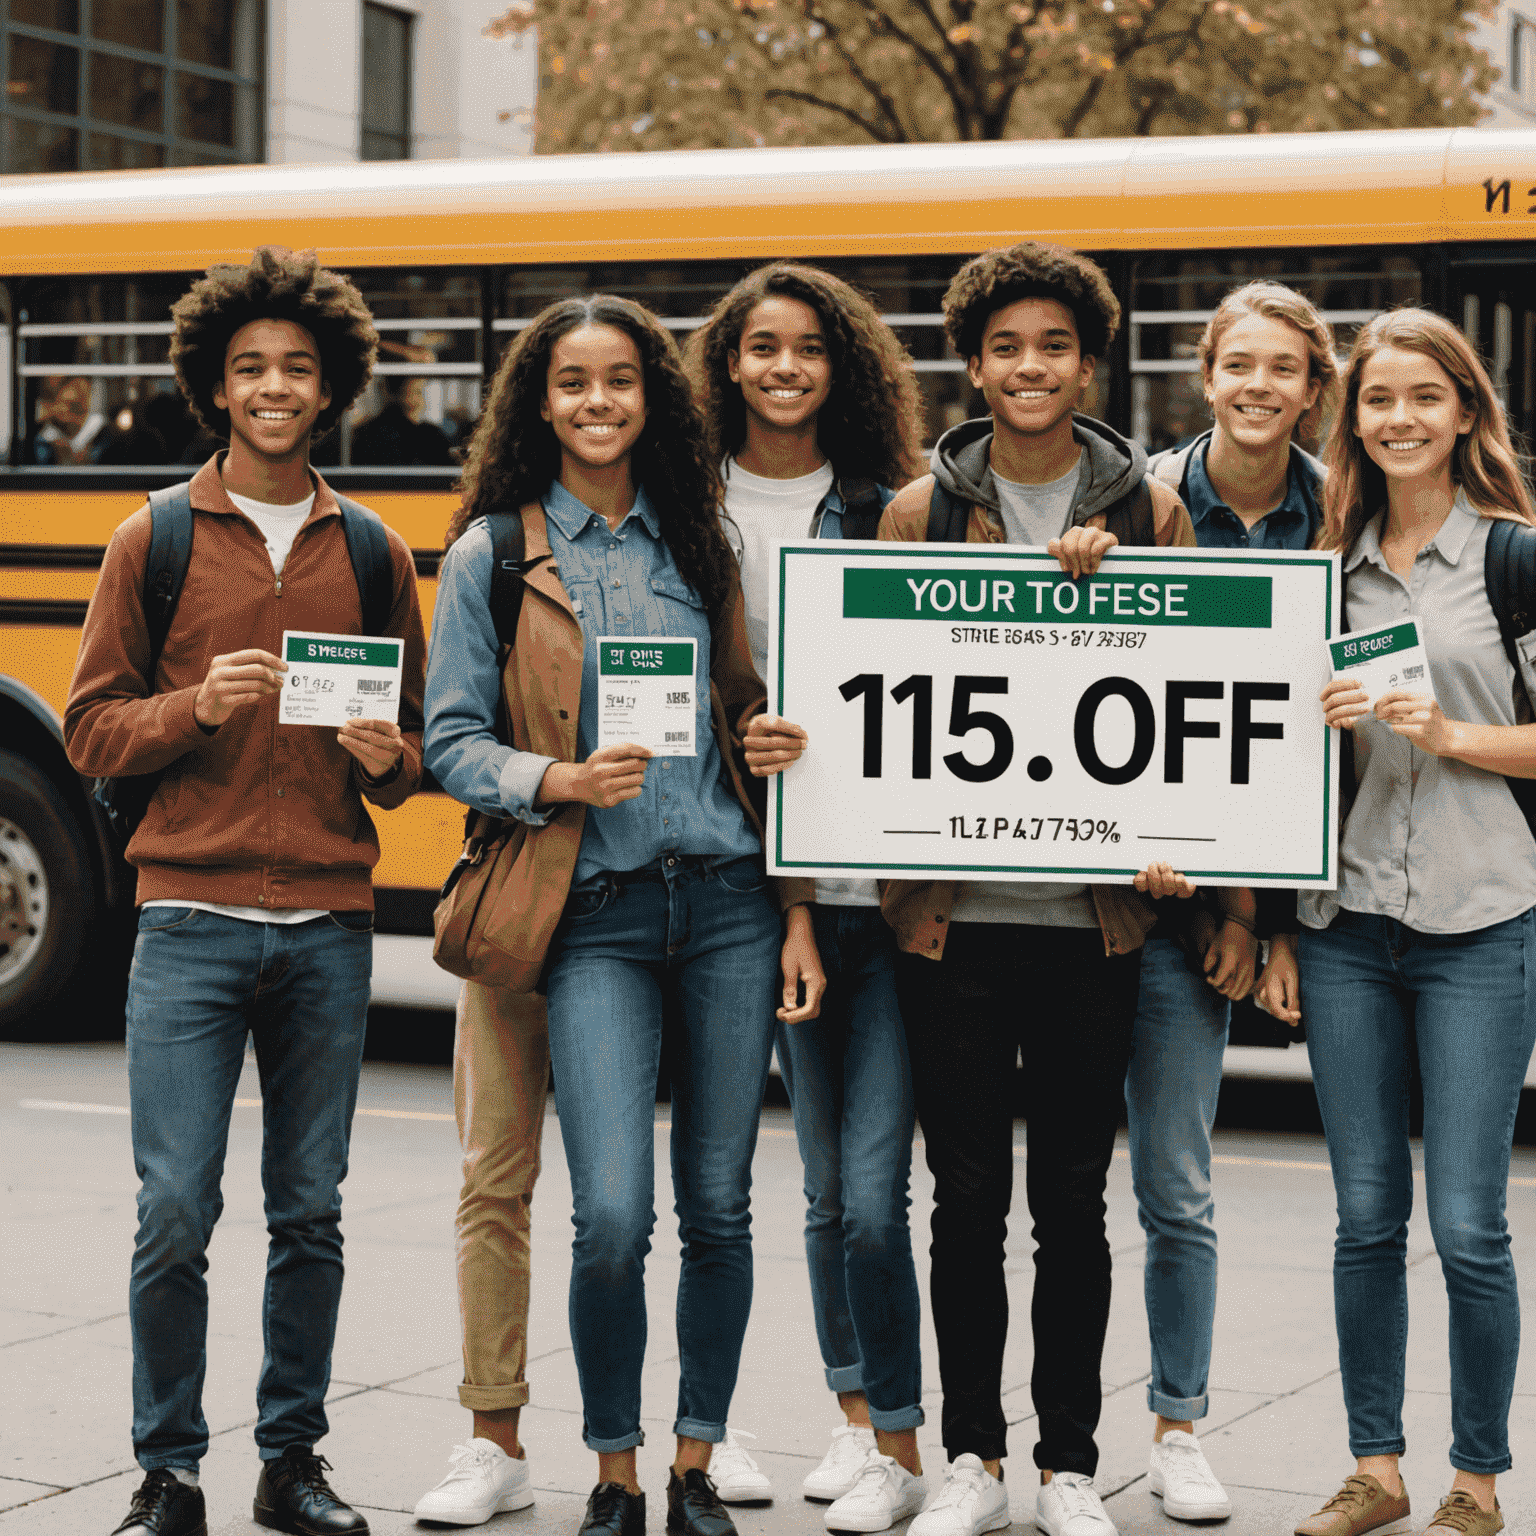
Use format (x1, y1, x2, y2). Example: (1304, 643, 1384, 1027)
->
(66, 248, 427, 1536)
(878, 242, 1201, 1536)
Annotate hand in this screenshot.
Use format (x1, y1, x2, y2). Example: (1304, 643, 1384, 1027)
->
(1134, 860, 1197, 899)
(542, 743, 652, 809)
(339, 718, 403, 780)
(1320, 675, 1370, 732)
(745, 715, 808, 778)
(777, 905, 827, 1024)
(1047, 525, 1118, 579)
(1374, 690, 1458, 757)
(1254, 931, 1302, 1026)
(1203, 918, 1258, 1000)
(194, 648, 287, 728)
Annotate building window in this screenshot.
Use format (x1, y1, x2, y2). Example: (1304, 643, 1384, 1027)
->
(1511, 14, 1536, 109)
(360, 2, 409, 160)
(1, 0, 263, 173)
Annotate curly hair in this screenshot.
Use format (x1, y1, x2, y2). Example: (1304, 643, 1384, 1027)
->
(943, 242, 1120, 363)
(449, 296, 735, 627)
(170, 247, 377, 443)
(684, 264, 924, 488)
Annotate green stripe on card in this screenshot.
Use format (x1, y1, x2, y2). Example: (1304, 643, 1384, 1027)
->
(284, 636, 400, 666)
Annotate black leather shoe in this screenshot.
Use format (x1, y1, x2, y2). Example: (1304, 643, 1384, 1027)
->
(579, 1481, 646, 1536)
(253, 1449, 368, 1534)
(110, 1469, 207, 1536)
(667, 1468, 738, 1536)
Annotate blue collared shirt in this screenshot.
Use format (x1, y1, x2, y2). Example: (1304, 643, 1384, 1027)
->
(424, 480, 759, 884)
(1182, 434, 1319, 551)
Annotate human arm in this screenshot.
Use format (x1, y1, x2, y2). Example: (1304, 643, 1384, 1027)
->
(1202, 886, 1259, 1000)
(777, 904, 827, 1024)
(1370, 690, 1536, 776)
(1253, 931, 1302, 1025)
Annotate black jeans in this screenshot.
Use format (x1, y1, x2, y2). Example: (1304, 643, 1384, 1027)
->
(897, 921, 1141, 1475)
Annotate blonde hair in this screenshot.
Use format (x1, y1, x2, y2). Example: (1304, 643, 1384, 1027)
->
(1318, 307, 1535, 553)
(1199, 281, 1338, 445)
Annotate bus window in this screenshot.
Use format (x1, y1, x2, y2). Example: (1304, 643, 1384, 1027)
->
(329, 266, 482, 469)
(0, 282, 10, 460)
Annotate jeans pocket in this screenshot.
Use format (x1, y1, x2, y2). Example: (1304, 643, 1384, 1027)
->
(564, 884, 616, 924)
(137, 905, 202, 932)
(326, 910, 375, 934)
(713, 856, 768, 895)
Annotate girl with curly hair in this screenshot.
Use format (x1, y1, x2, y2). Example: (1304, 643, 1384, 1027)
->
(1292, 309, 1536, 1536)
(422, 295, 812, 1536)
(683, 264, 929, 1531)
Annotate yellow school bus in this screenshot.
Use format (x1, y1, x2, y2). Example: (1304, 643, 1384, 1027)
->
(4, 126, 1536, 1033)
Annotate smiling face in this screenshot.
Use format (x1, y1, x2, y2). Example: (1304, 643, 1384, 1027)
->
(1206, 312, 1319, 452)
(727, 295, 833, 436)
(1354, 345, 1473, 486)
(540, 322, 647, 472)
(968, 297, 1094, 444)
(213, 318, 330, 465)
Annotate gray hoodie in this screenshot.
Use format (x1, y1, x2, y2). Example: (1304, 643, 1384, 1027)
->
(931, 412, 1149, 529)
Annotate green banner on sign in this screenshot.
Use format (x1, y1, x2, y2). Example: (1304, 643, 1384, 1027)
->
(841, 569, 1272, 628)
(1329, 622, 1419, 670)
(284, 635, 401, 666)
(598, 642, 696, 676)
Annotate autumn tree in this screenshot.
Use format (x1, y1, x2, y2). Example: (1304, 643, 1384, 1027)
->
(488, 0, 1494, 152)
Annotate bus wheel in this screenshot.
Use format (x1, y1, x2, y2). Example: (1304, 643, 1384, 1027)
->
(0, 751, 93, 1038)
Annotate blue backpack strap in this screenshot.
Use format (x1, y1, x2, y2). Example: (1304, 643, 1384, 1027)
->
(334, 493, 394, 636)
(143, 481, 194, 662)
(835, 476, 884, 540)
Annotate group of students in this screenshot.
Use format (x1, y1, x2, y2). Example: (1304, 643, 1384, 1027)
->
(62, 238, 1533, 1536)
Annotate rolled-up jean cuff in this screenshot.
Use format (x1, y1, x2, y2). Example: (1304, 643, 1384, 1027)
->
(585, 1427, 646, 1453)
(458, 1381, 532, 1412)
(824, 1363, 864, 1394)
(1450, 1453, 1512, 1476)
(673, 1418, 725, 1444)
(869, 1404, 925, 1433)
(1347, 1436, 1407, 1460)
(1147, 1387, 1208, 1421)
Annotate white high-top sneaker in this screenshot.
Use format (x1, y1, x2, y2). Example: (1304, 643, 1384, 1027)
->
(1148, 1431, 1232, 1521)
(1035, 1472, 1116, 1536)
(804, 1425, 879, 1501)
(909, 1454, 1011, 1536)
(413, 1440, 534, 1526)
(825, 1450, 927, 1533)
(710, 1428, 774, 1505)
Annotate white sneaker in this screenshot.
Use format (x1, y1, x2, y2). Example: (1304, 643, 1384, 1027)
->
(909, 1454, 1011, 1536)
(825, 1451, 927, 1532)
(413, 1439, 534, 1525)
(710, 1427, 774, 1504)
(804, 1425, 879, 1501)
(1148, 1432, 1231, 1521)
(1035, 1472, 1116, 1536)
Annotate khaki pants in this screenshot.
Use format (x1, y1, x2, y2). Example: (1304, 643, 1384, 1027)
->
(453, 980, 549, 1412)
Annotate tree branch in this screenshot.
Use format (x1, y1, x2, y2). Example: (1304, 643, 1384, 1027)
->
(812, 6, 913, 139)
(833, 0, 975, 135)
(762, 85, 906, 139)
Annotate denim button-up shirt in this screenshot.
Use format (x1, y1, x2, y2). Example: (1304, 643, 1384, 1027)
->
(1182, 434, 1319, 550)
(424, 480, 759, 885)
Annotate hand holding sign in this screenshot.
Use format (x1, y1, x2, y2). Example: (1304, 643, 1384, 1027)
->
(194, 648, 288, 729)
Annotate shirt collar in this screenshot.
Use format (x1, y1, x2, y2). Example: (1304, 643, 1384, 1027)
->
(1184, 434, 1308, 531)
(1346, 488, 1480, 572)
(543, 479, 661, 541)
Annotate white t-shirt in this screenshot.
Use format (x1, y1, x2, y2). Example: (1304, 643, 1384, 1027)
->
(722, 456, 876, 910)
(992, 453, 1083, 547)
(142, 489, 327, 927)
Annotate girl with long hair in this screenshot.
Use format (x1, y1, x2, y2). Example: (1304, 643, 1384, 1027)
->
(1127, 281, 1338, 1520)
(683, 264, 928, 1533)
(422, 295, 811, 1536)
(1294, 308, 1536, 1536)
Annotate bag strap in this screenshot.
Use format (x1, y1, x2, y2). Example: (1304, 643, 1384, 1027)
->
(926, 479, 971, 542)
(836, 476, 885, 540)
(143, 482, 195, 669)
(1101, 478, 1156, 548)
(334, 493, 394, 638)
(1482, 518, 1536, 844)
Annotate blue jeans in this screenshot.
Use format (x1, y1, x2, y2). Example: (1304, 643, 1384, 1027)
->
(775, 903, 923, 1432)
(1124, 936, 1230, 1422)
(125, 906, 373, 1471)
(1300, 908, 1536, 1474)
(544, 855, 780, 1452)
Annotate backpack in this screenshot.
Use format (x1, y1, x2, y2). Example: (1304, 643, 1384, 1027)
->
(831, 476, 887, 540)
(925, 476, 1155, 546)
(93, 481, 395, 848)
(1484, 517, 1536, 844)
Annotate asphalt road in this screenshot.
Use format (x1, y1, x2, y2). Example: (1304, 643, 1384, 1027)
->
(4, 1040, 1534, 1536)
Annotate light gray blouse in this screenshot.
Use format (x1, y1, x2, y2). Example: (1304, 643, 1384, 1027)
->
(1299, 493, 1536, 935)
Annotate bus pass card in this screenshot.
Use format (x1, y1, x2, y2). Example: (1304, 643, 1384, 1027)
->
(279, 630, 403, 727)
(1328, 617, 1435, 710)
(597, 638, 697, 756)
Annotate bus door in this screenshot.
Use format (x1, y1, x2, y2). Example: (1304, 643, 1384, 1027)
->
(1447, 253, 1536, 452)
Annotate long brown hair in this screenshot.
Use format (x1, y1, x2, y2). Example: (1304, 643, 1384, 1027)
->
(447, 296, 734, 626)
(1199, 280, 1338, 446)
(1319, 307, 1535, 553)
(685, 263, 924, 488)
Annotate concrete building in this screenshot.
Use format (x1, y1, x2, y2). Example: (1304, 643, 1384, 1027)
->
(1473, 0, 1536, 128)
(0, 0, 537, 175)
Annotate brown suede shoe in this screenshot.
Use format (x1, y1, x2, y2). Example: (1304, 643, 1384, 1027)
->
(1424, 1492, 1503, 1536)
(1295, 1475, 1412, 1536)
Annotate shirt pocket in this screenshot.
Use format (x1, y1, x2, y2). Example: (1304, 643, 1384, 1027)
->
(647, 573, 710, 646)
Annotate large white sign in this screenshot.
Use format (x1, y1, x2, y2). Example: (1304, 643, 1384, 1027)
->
(767, 542, 1341, 888)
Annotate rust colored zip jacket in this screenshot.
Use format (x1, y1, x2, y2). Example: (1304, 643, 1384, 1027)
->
(64, 455, 426, 911)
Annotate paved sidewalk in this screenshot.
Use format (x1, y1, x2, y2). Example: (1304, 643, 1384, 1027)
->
(3, 1041, 1533, 1536)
